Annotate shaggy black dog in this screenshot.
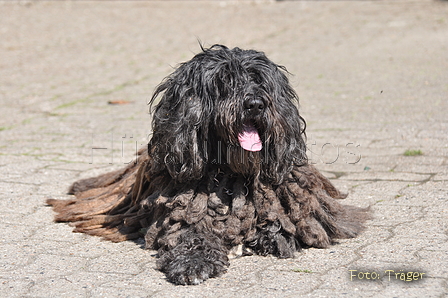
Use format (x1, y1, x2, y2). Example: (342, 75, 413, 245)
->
(47, 45, 369, 285)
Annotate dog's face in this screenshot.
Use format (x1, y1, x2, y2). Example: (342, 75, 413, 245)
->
(148, 45, 307, 184)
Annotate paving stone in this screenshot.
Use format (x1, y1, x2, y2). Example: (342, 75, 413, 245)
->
(0, 1, 447, 297)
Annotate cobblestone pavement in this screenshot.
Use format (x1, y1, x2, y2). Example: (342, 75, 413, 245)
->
(0, 1, 447, 297)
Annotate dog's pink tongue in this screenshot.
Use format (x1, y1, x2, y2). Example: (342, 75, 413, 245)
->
(238, 125, 262, 152)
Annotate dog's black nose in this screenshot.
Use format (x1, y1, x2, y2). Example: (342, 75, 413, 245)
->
(244, 98, 265, 114)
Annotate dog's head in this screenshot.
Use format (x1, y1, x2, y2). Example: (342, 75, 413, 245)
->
(148, 45, 307, 184)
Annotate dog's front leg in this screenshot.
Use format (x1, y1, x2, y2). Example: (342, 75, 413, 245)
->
(156, 229, 230, 285)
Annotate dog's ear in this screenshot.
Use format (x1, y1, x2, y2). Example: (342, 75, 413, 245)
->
(257, 62, 308, 184)
(148, 75, 212, 183)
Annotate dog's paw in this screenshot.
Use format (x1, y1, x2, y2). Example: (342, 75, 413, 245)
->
(248, 220, 298, 258)
(156, 230, 230, 285)
(160, 251, 226, 285)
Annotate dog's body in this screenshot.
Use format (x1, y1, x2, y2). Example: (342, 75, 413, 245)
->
(47, 45, 369, 285)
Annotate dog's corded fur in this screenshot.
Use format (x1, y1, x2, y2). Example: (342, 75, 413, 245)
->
(47, 45, 369, 285)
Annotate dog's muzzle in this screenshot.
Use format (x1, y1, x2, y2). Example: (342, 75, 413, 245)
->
(238, 98, 264, 152)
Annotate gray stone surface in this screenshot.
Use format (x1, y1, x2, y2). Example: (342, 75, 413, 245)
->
(0, 1, 447, 297)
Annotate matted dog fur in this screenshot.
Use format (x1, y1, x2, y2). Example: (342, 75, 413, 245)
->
(47, 45, 369, 285)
